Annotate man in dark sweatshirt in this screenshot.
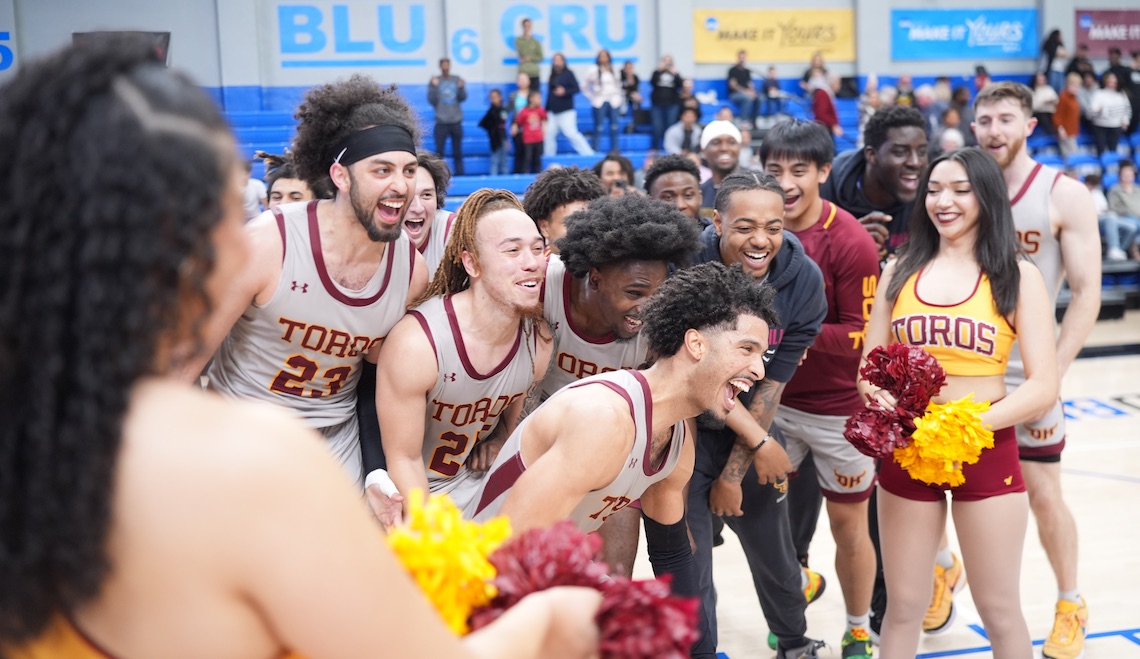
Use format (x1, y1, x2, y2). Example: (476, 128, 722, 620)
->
(819, 105, 928, 261)
(428, 57, 468, 175)
(687, 171, 828, 659)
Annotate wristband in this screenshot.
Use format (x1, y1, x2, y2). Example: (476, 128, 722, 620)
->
(364, 469, 399, 497)
(740, 434, 770, 455)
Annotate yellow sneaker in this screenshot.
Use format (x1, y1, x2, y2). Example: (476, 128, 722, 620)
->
(922, 553, 966, 634)
(1043, 597, 1088, 659)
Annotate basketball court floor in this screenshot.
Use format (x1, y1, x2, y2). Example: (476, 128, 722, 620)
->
(634, 310, 1140, 658)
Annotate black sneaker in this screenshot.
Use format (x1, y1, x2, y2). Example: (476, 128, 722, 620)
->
(776, 639, 827, 659)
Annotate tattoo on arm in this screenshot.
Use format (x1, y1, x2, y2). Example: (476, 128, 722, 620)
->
(517, 378, 544, 422)
(720, 379, 786, 484)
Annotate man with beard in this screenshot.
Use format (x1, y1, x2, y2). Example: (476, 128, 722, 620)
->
(963, 82, 1100, 659)
(465, 262, 779, 622)
(536, 194, 701, 576)
(820, 105, 929, 261)
(700, 120, 746, 211)
(646, 154, 706, 226)
(180, 75, 427, 488)
(689, 171, 828, 659)
(376, 189, 552, 525)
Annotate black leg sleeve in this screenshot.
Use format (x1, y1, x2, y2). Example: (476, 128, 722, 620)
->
(356, 361, 386, 473)
(643, 513, 698, 598)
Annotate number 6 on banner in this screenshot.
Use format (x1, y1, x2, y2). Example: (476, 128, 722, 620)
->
(451, 28, 479, 65)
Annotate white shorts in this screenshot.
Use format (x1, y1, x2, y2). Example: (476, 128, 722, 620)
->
(775, 405, 876, 502)
(1006, 365, 1067, 459)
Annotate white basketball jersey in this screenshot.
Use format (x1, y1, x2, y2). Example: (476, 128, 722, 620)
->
(408, 294, 538, 507)
(466, 369, 686, 532)
(540, 256, 649, 400)
(1008, 161, 1065, 377)
(419, 209, 457, 279)
(207, 200, 415, 475)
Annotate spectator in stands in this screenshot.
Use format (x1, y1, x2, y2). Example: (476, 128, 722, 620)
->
(508, 73, 533, 174)
(1055, 73, 1082, 157)
(810, 74, 843, 138)
(1039, 29, 1068, 92)
(1108, 160, 1140, 260)
(1077, 71, 1099, 136)
(255, 151, 330, 205)
(856, 86, 881, 149)
(478, 88, 509, 175)
(820, 105, 929, 260)
(1065, 43, 1094, 78)
(663, 105, 703, 155)
(522, 166, 606, 250)
(950, 86, 977, 144)
(895, 74, 915, 107)
(1032, 71, 1059, 137)
(545, 52, 595, 157)
(974, 65, 993, 93)
(583, 49, 623, 152)
(1103, 48, 1133, 100)
(240, 159, 267, 221)
(514, 18, 542, 92)
(649, 55, 684, 151)
(801, 51, 828, 92)
(715, 106, 755, 167)
(727, 49, 760, 128)
(1089, 72, 1132, 156)
(929, 108, 965, 159)
(932, 77, 953, 116)
(515, 90, 547, 174)
(699, 120, 744, 209)
(761, 66, 784, 118)
(428, 57, 467, 175)
(592, 153, 635, 194)
(1129, 50, 1140, 134)
(913, 84, 939, 134)
(644, 154, 704, 224)
(1088, 172, 1137, 262)
(621, 60, 642, 124)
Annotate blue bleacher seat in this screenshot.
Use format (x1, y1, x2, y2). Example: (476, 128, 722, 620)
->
(447, 174, 534, 197)
(1131, 132, 1140, 150)
(1101, 151, 1124, 174)
(1103, 172, 1119, 191)
(1028, 135, 1059, 156)
(1035, 154, 1065, 168)
(1064, 152, 1101, 178)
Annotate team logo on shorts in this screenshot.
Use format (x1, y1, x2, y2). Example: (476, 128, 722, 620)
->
(834, 468, 868, 490)
(1026, 423, 1057, 441)
(1004, 475, 1013, 486)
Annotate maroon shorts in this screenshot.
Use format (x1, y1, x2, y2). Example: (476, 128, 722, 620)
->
(879, 426, 1025, 502)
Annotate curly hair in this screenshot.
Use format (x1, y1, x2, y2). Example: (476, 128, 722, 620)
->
(863, 105, 927, 151)
(417, 150, 452, 207)
(414, 188, 526, 304)
(554, 195, 700, 278)
(521, 166, 605, 222)
(0, 37, 232, 646)
(291, 74, 421, 194)
(643, 154, 701, 194)
(641, 262, 779, 358)
(255, 150, 332, 200)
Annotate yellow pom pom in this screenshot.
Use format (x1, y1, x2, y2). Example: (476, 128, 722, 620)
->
(894, 395, 994, 486)
(386, 491, 512, 634)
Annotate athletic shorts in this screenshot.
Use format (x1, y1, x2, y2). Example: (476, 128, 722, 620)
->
(317, 416, 363, 489)
(776, 405, 876, 503)
(1006, 364, 1067, 460)
(878, 426, 1025, 502)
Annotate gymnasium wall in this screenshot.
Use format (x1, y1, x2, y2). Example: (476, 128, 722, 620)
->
(0, 0, 1130, 112)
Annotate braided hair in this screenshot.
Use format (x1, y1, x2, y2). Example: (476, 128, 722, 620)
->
(0, 36, 233, 645)
(713, 170, 786, 213)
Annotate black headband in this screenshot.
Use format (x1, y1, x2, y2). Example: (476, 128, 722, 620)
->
(332, 125, 416, 166)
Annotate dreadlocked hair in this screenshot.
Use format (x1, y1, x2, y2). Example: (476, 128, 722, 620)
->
(0, 36, 232, 648)
(521, 166, 605, 222)
(255, 150, 332, 201)
(555, 195, 701, 278)
(291, 74, 421, 195)
(414, 188, 526, 305)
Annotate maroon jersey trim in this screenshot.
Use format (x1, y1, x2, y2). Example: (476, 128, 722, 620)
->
(416, 226, 431, 254)
(407, 239, 417, 286)
(913, 268, 983, 308)
(445, 295, 523, 380)
(272, 207, 287, 265)
(563, 268, 617, 345)
(408, 310, 439, 370)
(473, 452, 527, 516)
(307, 200, 394, 307)
(1010, 162, 1043, 207)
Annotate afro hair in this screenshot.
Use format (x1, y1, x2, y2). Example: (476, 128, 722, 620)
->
(522, 166, 606, 222)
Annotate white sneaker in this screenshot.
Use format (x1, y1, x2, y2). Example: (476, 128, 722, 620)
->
(1107, 247, 1128, 261)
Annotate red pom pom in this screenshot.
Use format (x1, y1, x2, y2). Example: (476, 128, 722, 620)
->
(844, 407, 910, 459)
(597, 575, 700, 659)
(847, 344, 947, 457)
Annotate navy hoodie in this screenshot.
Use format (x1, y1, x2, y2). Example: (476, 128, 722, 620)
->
(820, 148, 914, 254)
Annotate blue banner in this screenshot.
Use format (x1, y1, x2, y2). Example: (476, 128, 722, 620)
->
(891, 8, 1038, 61)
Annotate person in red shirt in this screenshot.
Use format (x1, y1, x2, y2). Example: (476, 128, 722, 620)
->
(810, 75, 844, 138)
(515, 90, 547, 174)
(760, 119, 881, 659)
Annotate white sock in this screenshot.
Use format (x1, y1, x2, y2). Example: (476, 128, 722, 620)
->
(936, 547, 955, 569)
(1059, 589, 1082, 604)
(847, 612, 870, 632)
(800, 569, 809, 590)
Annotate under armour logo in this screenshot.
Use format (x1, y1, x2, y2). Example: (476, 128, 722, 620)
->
(551, 321, 561, 333)
(628, 456, 639, 469)
(443, 372, 457, 382)
(291, 281, 309, 293)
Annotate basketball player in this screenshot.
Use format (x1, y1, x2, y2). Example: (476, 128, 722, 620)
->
(522, 166, 606, 250)
(376, 189, 552, 524)
(539, 193, 701, 575)
(465, 262, 779, 607)
(404, 150, 457, 274)
(966, 82, 1101, 659)
(0, 37, 601, 659)
(178, 75, 429, 489)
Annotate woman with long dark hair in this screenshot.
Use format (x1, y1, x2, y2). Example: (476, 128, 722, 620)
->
(0, 37, 600, 659)
(1039, 29, 1068, 91)
(860, 148, 1057, 659)
(583, 49, 622, 152)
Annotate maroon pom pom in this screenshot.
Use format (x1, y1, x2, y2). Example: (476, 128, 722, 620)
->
(846, 344, 947, 457)
(597, 575, 700, 659)
(844, 407, 910, 458)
